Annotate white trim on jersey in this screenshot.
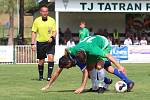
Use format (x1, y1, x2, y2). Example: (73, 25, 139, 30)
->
(97, 35, 109, 50)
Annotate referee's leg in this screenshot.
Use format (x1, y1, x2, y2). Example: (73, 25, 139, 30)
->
(38, 59, 45, 81)
(47, 44, 55, 81)
(47, 54, 54, 81)
(36, 42, 47, 81)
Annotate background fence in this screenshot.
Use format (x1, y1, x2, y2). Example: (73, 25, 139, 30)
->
(0, 45, 150, 64)
(15, 45, 36, 64)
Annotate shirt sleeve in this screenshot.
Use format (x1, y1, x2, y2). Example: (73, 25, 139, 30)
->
(32, 19, 38, 33)
(76, 61, 86, 71)
(52, 19, 56, 32)
(67, 47, 77, 56)
(86, 29, 90, 37)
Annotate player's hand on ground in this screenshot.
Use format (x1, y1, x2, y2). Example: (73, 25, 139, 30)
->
(41, 84, 50, 91)
(31, 45, 36, 51)
(74, 87, 84, 94)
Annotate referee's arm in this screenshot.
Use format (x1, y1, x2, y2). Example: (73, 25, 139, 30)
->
(51, 30, 57, 37)
(48, 22, 57, 43)
(51, 21, 57, 37)
(31, 19, 37, 51)
(31, 32, 36, 51)
(32, 32, 36, 44)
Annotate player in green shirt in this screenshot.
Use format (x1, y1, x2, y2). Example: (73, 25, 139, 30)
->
(68, 35, 111, 62)
(79, 22, 89, 41)
(64, 35, 134, 93)
(41, 35, 134, 94)
(79, 23, 111, 93)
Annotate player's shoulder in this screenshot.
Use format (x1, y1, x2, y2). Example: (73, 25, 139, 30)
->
(33, 16, 41, 23)
(95, 35, 106, 39)
(35, 16, 41, 21)
(48, 16, 55, 22)
(84, 27, 89, 31)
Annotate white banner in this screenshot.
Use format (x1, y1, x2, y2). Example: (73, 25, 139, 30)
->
(54, 45, 150, 63)
(121, 45, 150, 63)
(55, 0, 150, 12)
(0, 46, 13, 62)
(54, 45, 66, 63)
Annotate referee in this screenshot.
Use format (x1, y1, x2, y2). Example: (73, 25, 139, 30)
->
(31, 5, 56, 81)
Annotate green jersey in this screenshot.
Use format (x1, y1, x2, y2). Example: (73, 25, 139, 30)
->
(79, 28, 89, 41)
(67, 35, 111, 62)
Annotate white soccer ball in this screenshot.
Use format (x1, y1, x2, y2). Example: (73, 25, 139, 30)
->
(115, 81, 127, 92)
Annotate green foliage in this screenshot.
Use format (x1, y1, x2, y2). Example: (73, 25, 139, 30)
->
(0, 0, 17, 14)
(24, 0, 39, 12)
(0, 63, 150, 100)
(0, 0, 38, 14)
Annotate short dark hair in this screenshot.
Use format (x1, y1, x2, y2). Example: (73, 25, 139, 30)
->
(80, 21, 86, 25)
(59, 56, 71, 68)
(39, 4, 48, 10)
(59, 54, 77, 68)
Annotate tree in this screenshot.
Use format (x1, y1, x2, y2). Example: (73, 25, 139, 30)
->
(0, 0, 16, 45)
(0, 0, 38, 45)
(19, 0, 24, 44)
(24, 0, 38, 12)
(7, 0, 16, 45)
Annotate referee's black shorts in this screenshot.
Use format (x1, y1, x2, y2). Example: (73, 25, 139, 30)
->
(36, 41, 55, 59)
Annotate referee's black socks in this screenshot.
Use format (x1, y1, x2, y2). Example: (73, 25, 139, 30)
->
(38, 64, 44, 80)
(47, 62, 54, 80)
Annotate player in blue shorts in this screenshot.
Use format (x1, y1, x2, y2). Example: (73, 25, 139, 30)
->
(54, 35, 134, 93)
(41, 54, 112, 94)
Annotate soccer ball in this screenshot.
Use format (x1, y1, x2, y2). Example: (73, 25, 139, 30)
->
(115, 81, 127, 92)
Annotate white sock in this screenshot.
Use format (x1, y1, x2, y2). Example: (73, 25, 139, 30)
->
(97, 68, 106, 88)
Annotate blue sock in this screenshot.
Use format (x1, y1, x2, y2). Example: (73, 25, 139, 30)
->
(104, 77, 111, 84)
(114, 68, 131, 84)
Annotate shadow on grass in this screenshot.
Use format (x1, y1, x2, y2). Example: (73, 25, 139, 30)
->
(31, 78, 47, 81)
(43, 89, 99, 94)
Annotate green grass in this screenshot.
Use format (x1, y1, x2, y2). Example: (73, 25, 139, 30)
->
(0, 64, 150, 100)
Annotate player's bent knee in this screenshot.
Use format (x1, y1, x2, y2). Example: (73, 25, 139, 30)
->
(39, 59, 45, 65)
(48, 54, 54, 61)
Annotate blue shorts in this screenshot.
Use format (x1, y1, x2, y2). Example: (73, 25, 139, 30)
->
(104, 61, 111, 69)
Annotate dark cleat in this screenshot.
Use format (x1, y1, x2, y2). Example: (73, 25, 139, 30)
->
(39, 77, 44, 81)
(87, 88, 98, 92)
(104, 77, 113, 85)
(107, 78, 113, 84)
(104, 78, 113, 89)
(127, 81, 134, 92)
(97, 87, 105, 93)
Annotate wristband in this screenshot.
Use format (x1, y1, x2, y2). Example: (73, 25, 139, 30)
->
(31, 43, 35, 45)
(51, 36, 55, 41)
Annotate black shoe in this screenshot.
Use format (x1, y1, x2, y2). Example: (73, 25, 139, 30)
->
(104, 79, 113, 89)
(108, 78, 113, 84)
(87, 88, 98, 92)
(38, 78, 44, 81)
(127, 81, 134, 92)
(97, 87, 105, 93)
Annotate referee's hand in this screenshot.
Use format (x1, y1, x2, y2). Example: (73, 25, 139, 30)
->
(48, 38, 53, 43)
(31, 45, 36, 51)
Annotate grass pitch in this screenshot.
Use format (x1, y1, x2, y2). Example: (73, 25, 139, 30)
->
(0, 63, 150, 100)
